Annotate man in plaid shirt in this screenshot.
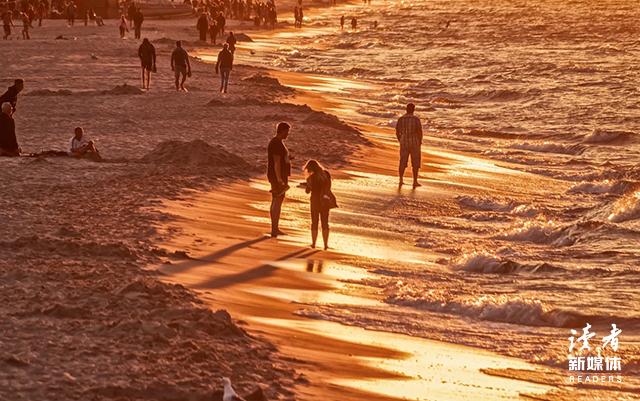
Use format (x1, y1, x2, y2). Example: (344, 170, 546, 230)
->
(395, 103, 423, 188)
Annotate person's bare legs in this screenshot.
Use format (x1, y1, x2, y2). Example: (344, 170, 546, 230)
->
(399, 166, 406, 186)
(310, 207, 319, 248)
(180, 73, 187, 91)
(412, 168, 421, 188)
(270, 193, 285, 237)
(321, 209, 330, 250)
(141, 67, 145, 89)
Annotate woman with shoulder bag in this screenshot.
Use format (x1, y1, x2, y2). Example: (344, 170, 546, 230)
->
(304, 159, 337, 250)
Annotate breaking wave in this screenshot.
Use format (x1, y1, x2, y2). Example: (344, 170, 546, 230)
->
(608, 191, 640, 223)
(451, 253, 565, 274)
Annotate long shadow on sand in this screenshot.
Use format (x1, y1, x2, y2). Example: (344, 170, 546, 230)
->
(162, 235, 271, 275)
(193, 248, 320, 290)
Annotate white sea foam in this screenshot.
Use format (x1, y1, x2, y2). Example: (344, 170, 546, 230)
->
(608, 191, 640, 223)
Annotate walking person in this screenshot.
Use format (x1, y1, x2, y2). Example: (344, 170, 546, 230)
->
(118, 15, 128, 38)
(21, 12, 30, 40)
(170, 40, 191, 91)
(138, 38, 156, 89)
(339, 14, 344, 30)
(66, 1, 76, 26)
(132, 8, 144, 39)
(304, 160, 336, 250)
(2, 9, 13, 40)
(215, 42, 233, 93)
(225, 31, 237, 53)
(196, 11, 208, 41)
(267, 122, 292, 238)
(395, 103, 424, 188)
(208, 17, 218, 44)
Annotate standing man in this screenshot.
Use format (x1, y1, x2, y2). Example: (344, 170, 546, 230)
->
(0, 102, 20, 157)
(196, 11, 208, 41)
(138, 38, 156, 89)
(2, 9, 13, 40)
(267, 122, 292, 238)
(66, 1, 76, 26)
(170, 40, 191, 91)
(132, 7, 144, 39)
(0, 79, 24, 114)
(395, 103, 423, 188)
(215, 42, 233, 93)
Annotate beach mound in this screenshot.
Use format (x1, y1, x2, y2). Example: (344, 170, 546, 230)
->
(27, 89, 74, 96)
(303, 110, 360, 134)
(104, 84, 144, 95)
(241, 73, 285, 87)
(140, 139, 251, 171)
(234, 33, 253, 42)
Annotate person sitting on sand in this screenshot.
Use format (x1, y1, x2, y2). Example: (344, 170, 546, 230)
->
(215, 43, 233, 93)
(0, 79, 24, 114)
(395, 103, 423, 188)
(267, 122, 292, 238)
(304, 159, 336, 250)
(138, 38, 156, 90)
(0, 102, 20, 157)
(70, 127, 102, 161)
(171, 40, 192, 91)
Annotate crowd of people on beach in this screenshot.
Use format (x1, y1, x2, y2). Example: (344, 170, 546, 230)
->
(1, 0, 426, 250)
(190, 0, 277, 29)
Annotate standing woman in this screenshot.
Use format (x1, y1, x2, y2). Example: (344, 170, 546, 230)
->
(119, 15, 128, 38)
(304, 160, 336, 250)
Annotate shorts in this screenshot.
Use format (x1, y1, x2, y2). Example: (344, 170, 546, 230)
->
(141, 60, 153, 71)
(270, 181, 289, 198)
(399, 144, 421, 171)
(174, 65, 187, 77)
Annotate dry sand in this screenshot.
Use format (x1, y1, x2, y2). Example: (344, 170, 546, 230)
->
(0, 14, 364, 401)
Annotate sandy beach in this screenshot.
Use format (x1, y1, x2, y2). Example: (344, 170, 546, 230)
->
(2, 1, 639, 400)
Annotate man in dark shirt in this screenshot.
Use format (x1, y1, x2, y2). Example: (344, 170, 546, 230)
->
(170, 41, 191, 91)
(0, 79, 24, 113)
(196, 12, 208, 41)
(0, 102, 20, 156)
(267, 122, 291, 237)
(215, 43, 233, 93)
(138, 38, 156, 89)
(132, 8, 144, 39)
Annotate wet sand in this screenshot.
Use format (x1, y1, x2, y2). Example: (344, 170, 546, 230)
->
(155, 68, 569, 400)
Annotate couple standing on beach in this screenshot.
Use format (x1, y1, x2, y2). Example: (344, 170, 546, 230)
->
(268, 122, 336, 250)
(266, 103, 424, 248)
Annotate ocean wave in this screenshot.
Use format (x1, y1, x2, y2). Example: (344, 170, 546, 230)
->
(457, 196, 540, 217)
(511, 141, 585, 155)
(568, 180, 631, 195)
(494, 219, 602, 246)
(465, 88, 541, 102)
(384, 287, 617, 328)
(608, 191, 640, 223)
(583, 129, 637, 144)
(451, 253, 565, 274)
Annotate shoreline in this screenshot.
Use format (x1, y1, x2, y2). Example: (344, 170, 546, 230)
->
(162, 6, 640, 399)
